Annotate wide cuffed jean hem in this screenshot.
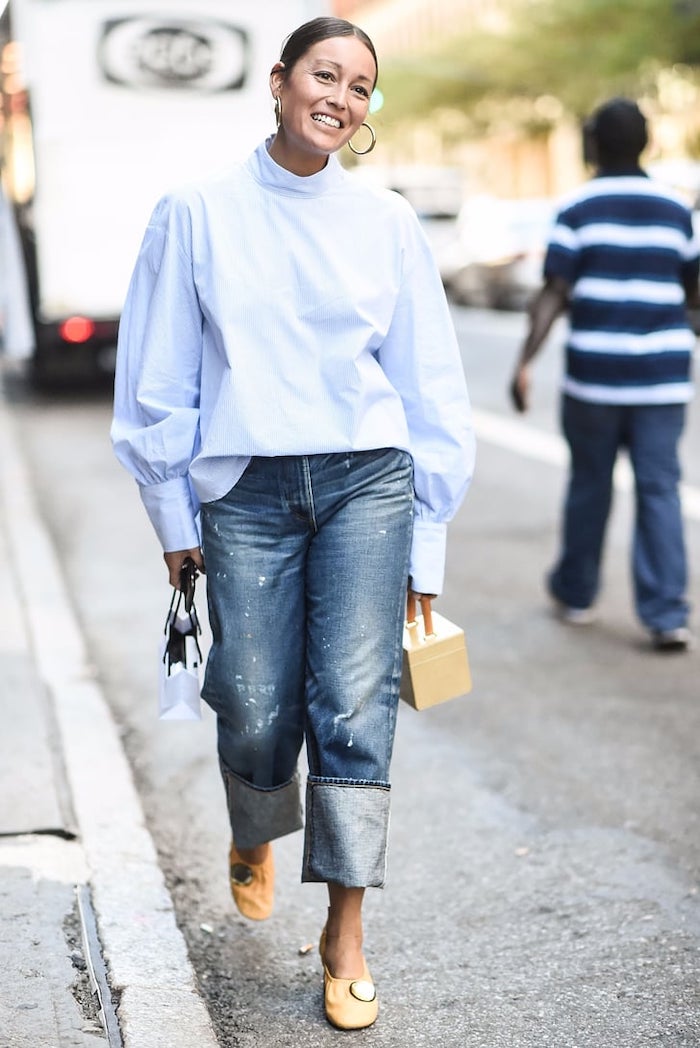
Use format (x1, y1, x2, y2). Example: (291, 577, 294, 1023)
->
(301, 778, 391, 888)
(220, 759, 304, 850)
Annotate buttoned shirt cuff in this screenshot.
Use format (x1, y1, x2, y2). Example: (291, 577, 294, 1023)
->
(409, 519, 447, 596)
(139, 477, 201, 552)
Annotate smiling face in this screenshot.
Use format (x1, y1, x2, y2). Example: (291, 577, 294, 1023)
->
(269, 35, 377, 175)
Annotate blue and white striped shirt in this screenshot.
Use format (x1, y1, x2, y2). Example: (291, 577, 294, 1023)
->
(545, 174, 699, 405)
(111, 139, 475, 595)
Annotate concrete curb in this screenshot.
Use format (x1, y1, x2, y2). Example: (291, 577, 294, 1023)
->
(0, 386, 219, 1047)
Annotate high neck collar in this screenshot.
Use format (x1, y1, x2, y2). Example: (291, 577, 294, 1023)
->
(248, 136, 346, 196)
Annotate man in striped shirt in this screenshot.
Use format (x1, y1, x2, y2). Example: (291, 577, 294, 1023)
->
(511, 98, 699, 651)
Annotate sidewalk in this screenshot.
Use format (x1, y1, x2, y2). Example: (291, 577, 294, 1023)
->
(0, 380, 219, 1047)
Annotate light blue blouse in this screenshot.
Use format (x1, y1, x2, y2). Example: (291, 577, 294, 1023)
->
(111, 139, 475, 594)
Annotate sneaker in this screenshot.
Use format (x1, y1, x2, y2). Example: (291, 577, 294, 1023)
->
(650, 627, 695, 652)
(551, 599, 597, 626)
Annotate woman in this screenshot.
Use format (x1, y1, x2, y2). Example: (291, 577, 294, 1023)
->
(112, 16, 475, 1030)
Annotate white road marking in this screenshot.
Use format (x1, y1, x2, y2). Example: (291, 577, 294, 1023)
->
(472, 408, 700, 523)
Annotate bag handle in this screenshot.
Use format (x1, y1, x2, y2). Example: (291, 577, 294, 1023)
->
(164, 556, 201, 631)
(179, 556, 199, 613)
(163, 557, 203, 670)
(406, 592, 435, 637)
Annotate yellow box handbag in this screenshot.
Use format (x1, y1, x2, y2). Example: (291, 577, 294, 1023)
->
(400, 594, 472, 710)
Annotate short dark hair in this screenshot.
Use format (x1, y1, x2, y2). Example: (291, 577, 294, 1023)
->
(278, 16, 378, 88)
(586, 97, 648, 166)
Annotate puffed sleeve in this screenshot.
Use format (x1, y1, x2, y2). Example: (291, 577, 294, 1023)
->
(377, 202, 476, 595)
(111, 194, 204, 552)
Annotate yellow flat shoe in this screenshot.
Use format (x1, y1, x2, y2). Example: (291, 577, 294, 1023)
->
(319, 927, 378, 1030)
(229, 842, 274, 921)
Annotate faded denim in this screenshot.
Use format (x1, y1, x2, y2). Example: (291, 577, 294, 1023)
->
(200, 449, 414, 887)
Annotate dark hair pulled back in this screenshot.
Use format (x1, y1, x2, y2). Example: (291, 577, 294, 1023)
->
(279, 16, 378, 88)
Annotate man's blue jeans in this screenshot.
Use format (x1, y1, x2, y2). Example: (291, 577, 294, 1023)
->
(549, 395, 689, 631)
(200, 449, 414, 888)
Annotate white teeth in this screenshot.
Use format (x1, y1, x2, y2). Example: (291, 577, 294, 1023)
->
(312, 114, 341, 128)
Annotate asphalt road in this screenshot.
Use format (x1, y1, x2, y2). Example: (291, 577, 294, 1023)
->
(5, 306, 700, 1047)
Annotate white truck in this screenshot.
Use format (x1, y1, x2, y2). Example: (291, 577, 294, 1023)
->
(0, 0, 326, 380)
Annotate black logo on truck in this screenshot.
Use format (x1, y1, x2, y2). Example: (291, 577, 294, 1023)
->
(99, 18, 248, 91)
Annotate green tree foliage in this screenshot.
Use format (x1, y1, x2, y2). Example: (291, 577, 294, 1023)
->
(379, 0, 700, 126)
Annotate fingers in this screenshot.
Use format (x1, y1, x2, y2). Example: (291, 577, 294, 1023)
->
(510, 377, 526, 412)
(189, 548, 206, 574)
(165, 556, 184, 590)
(510, 363, 531, 413)
(510, 373, 529, 412)
(164, 548, 204, 589)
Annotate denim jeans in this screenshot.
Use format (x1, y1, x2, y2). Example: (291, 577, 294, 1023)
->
(549, 395, 689, 631)
(200, 449, 414, 887)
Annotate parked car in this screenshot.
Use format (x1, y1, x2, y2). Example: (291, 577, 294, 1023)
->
(440, 195, 555, 311)
(350, 163, 464, 217)
(349, 163, 463, 271)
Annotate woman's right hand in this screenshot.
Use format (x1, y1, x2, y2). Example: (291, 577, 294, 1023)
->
(164, 547, 205, 589)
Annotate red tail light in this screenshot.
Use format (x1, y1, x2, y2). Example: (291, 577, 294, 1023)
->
(59, 316, 96, 343)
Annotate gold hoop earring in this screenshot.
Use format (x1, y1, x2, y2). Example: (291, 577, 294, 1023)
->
(348, 122, 376, 156)
(274, 95, 282, 129)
